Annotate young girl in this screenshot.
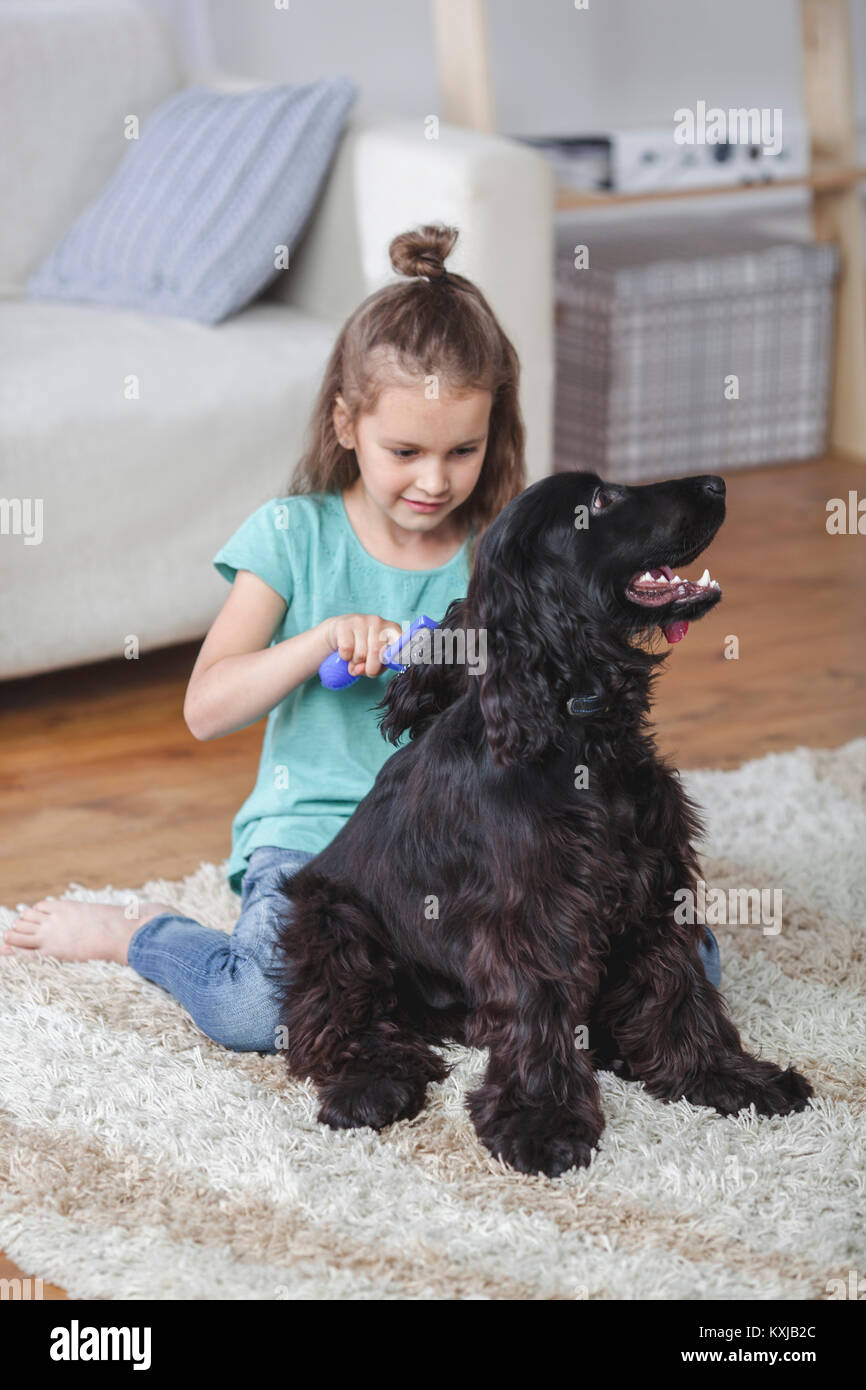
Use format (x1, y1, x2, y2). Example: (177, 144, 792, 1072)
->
(1, 224, 529, 1049)
(4, 223, 721, 1042)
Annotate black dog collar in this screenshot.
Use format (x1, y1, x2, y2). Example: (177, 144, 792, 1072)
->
(566, 693, 610, 717)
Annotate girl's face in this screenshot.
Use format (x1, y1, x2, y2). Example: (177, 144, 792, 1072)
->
(334, 382, 491, 532)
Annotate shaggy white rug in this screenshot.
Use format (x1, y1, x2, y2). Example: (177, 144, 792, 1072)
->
(1, 739, 864, 1301)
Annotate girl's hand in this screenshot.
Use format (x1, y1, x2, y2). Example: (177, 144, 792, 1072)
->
(321, 614, 403, 678)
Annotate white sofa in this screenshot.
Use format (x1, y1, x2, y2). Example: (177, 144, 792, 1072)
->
(0, 0, 554, 680)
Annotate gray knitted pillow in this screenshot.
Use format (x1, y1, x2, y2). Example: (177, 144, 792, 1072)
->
(27, 78, 357, 324)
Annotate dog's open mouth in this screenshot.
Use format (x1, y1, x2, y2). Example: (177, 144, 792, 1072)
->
(626, 565, 722, 644)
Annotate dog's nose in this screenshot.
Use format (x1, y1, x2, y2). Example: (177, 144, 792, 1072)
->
(699, 475, 726, 497)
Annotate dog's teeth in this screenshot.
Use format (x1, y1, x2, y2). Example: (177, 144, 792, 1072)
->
(672, 575, 681, 583)
(698, 568, 711, 587)
(710, 579, 720, 589)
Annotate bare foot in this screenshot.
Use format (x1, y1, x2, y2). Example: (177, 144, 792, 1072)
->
(1, 898, 171, 964)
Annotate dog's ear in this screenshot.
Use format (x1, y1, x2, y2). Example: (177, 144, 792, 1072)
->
(471, 535, 579, 768)
(375, 598, 470, 744)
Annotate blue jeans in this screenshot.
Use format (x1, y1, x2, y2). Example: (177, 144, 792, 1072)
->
(127, 845, 723, 1053)
(128, 846, 317, 1053)
(699, 926, 722, 990)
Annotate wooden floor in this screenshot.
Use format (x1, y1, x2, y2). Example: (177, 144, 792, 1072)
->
(1, 453, 864, 1298)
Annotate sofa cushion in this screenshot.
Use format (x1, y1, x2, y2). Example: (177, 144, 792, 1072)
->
(27, 78, 357, 324)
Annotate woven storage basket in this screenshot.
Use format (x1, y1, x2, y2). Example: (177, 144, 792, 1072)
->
(554, 219, 838, 480)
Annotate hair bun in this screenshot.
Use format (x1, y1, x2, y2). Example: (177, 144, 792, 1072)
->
(389, 223, 459, 281)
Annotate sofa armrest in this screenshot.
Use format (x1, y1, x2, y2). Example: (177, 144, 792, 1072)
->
(275, 114, 555, 483)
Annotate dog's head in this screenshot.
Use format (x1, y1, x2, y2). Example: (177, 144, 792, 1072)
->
(379, 471, 725, 767)
(550, 470, 726, 643)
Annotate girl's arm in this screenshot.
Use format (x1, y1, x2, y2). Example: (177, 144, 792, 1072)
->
(183, 570, 326, 739)
(184, 570, 400, 740)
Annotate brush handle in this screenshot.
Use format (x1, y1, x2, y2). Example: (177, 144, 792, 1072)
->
(318, 614, 439, 689)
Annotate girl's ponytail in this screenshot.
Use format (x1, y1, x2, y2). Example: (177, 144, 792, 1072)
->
(389, 224, 457, 282)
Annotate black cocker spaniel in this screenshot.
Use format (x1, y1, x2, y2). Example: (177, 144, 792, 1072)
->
(272, 471, 812, 1178)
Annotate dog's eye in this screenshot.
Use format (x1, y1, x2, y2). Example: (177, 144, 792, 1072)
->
(591, 486, 620, 514)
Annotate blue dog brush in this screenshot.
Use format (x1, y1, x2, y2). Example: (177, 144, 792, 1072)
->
(318, 614, 439, 689)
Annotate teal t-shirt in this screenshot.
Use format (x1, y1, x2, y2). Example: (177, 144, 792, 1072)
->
(212, 489, 473, 895)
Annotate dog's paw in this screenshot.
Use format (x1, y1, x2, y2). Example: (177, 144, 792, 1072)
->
(468, 1096, 602, 1178)
(684, 1062, 813, 1118)
(317, 1071, 427, 1131)
(467, 1082, 604, 1178)
(474, 1121, 597, 1179)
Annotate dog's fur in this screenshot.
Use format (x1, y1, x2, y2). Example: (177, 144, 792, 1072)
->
(272, 471, 812, 1178)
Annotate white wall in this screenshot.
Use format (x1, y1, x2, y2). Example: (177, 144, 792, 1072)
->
(143, 0, 866, 238)
(148, 0, 866, 131)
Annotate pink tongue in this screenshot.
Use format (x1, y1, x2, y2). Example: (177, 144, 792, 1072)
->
(663, 619, 690, 644)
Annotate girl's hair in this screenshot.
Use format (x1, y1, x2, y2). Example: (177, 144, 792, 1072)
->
(285, 223, 526, 572)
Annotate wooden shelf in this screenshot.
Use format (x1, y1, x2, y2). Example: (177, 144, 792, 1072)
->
(556, 166, 866, 211)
